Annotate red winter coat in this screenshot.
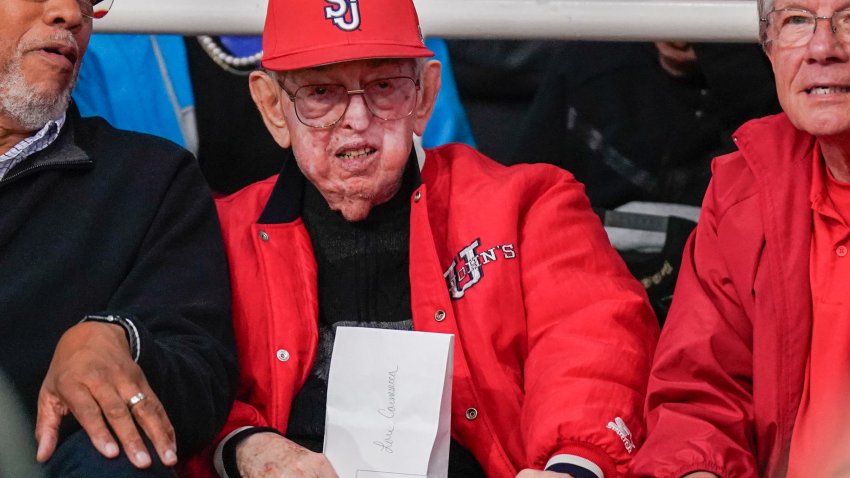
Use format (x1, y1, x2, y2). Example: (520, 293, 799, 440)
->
(184, 143, 657, 478)
(630, 113, 816, 478)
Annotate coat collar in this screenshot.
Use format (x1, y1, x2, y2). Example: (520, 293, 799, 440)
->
(0, 103, 92, 188)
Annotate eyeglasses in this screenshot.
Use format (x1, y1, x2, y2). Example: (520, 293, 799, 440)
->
(279, 76, 421, 128)
(760, 8, 850, 47)
(80, 0, 114, 19)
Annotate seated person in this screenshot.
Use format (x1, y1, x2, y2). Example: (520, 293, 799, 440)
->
(0, 0, 237, 476)
(630, 0, 850, 476)
(183, 0, 658, 477)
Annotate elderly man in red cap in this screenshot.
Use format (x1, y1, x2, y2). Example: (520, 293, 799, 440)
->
(182, 0, 658, 477)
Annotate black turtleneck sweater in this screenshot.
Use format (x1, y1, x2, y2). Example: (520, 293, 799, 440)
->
(285, 162, 485, 477)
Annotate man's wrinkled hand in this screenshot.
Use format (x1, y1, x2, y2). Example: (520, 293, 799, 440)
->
(236, 432, 339, 478)
(516, 469, 574, 478)
(35, 321, 176, 469)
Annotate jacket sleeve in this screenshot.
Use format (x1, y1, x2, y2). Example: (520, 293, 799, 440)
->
(519, 167, 659, 477)
(629, 175, 758, 477)
(100, 152, 239, 456)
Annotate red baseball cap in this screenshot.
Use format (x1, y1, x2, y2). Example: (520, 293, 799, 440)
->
(261, 0, 435, 71)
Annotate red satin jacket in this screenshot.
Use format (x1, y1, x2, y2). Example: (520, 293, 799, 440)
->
(184, 143, 657, 478)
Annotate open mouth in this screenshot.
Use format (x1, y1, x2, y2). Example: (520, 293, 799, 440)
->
(37, 43, 78, 67)
(806, 86, 850, 95)
(336, 147, 377, 160)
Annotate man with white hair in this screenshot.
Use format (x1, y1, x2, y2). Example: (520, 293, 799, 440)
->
(182, 0, 659, 477)
(630, 0, 850, 476)
(0, 0, 237, 476)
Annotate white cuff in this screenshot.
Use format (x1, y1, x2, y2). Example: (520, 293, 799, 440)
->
(123, 317, 141, 363)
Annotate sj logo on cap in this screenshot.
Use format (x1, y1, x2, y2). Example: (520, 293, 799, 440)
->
(325, 0, 361, 32)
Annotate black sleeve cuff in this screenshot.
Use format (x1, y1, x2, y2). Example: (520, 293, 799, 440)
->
(546, 462, 602, 478)
(80, 314, 141, 362)
(220, 426, 283, 478)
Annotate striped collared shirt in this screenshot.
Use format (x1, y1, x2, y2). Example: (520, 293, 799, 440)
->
(0, 114, 67, 181)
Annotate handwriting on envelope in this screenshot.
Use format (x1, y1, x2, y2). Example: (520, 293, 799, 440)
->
(324, 327, 454, 478)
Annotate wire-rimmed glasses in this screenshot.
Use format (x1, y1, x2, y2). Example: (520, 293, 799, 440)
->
(80, 0, 115, 19)
(279, 76, 421, 128)
(760, 8, 850, 47)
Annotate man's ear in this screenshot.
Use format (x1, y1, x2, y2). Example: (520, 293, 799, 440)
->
(764, 42, 777, 72)
(412, 60, 442, 137)
(249, 70, 292, 148)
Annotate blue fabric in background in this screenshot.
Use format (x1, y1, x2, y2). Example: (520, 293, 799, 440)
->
(74, 35, 475, 149)
(422, 38, 476, 148)
(74, 34, 195, 149)
(219, 36, 263, 57)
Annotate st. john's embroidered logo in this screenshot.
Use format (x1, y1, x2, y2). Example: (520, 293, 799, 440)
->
(324, 0, 361, 32)
(443, 238, 517, 299)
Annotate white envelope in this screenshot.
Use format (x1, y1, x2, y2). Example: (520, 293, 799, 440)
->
(323, 327, 454, 478)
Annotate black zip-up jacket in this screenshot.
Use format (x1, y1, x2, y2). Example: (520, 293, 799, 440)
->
(0, 106, 238, 456)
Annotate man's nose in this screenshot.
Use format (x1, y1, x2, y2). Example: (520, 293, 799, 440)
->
(339, 93, 373, 131)
(43, 0, 85, 30)
(807, 17, 849, 62)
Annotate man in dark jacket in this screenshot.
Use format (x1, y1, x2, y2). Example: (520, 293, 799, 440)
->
(0, 1, 237, 476)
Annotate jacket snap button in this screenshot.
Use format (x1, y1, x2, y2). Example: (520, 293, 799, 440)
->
(276, 349, 290, 362)
(435, 309, 446, 322)
(414, 191, 421, 203)
(838, 245, 848, 257)
(259, 231, 270, 242)
(465, 408, 478, 420)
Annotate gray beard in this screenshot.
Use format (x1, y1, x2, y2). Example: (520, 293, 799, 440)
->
(0, 34, 77, 131)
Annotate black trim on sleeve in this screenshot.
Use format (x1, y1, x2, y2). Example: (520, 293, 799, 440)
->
(222, 427, 283, 478)
(546, 462, 600, 478)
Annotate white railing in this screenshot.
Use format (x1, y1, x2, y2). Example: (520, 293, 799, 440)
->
(95, 0, 761, 42)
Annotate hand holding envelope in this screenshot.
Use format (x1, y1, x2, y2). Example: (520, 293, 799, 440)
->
(324, 327, 454, 478)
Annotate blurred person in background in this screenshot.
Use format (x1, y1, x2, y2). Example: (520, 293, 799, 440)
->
(512, 40, 779, 209)
(508, 40, 781, 324)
